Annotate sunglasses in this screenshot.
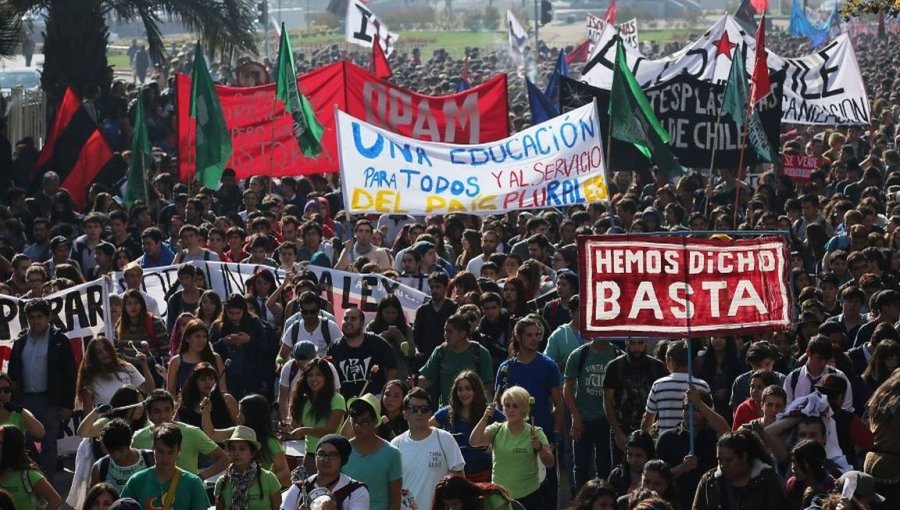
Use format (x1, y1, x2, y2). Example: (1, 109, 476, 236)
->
(300, 309, 319, 316)
(405, 404, 430, 415)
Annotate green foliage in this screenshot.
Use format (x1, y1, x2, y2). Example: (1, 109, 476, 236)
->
(41, 0, 110, 105)
(382, 5, 437, 28)
(483, 6, 500, 31)
(463, 10, 483, 32)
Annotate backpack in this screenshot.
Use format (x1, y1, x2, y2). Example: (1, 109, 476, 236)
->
(789, 365, 838, 394)
(287, 319, 333, 351)
(21, 469, 48, 510)
(296, 476, 367, 507)
(98, 450, 155, 482)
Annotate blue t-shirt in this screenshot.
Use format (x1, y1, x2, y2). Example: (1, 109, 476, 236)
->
(434, 406, 506, 475)
(343, 440, 403, 510)
(494, 353, 561, 436)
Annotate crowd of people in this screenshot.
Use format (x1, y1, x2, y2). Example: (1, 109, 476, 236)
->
(0, 19, 899, 510)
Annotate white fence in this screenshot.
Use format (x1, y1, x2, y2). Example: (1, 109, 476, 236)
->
(6, 86, 46, 148)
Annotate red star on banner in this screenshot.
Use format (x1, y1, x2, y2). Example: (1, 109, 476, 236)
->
(715, 31, 736, 59)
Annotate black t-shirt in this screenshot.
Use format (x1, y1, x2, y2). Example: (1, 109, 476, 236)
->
(326, 333, 398, 399)
(656, 425, 718, 510)
(602, 353, 667, 433)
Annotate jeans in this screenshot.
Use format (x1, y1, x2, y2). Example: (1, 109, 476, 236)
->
(572, 416, 612, 491)
(23, 393, 61, 475)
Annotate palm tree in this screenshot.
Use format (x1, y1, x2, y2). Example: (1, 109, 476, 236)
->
(1, 0, 258, 104)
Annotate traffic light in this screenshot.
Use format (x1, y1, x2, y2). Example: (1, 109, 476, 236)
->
(257, 1, 268, 25)
(540, 1, 552, 26)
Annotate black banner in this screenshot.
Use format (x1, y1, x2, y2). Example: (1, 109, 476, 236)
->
(560, 72, 782, 171)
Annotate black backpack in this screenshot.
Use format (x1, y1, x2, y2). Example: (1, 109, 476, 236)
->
(296, 476, 367, 507)
(287, 319, 333, 350)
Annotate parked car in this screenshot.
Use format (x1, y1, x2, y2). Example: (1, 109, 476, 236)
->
(0, 67, 41, 97)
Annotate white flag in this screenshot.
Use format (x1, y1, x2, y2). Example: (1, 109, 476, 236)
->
(346, 0, 398, 55)
(507, 10, 528, 60)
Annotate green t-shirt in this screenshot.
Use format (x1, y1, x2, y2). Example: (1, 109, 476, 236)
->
(132, 422, 219, 473)
(301, 392, 346, 452)
(0, 411, 27, 431)
(120, 467, 210, 510)
(564, 342, 618, 422)
(421, 342, 494, 407)
(343, 440, 403, 510)
(485, 422, 548, 499)
(544, 324, 584, 368)
(0, 469, 43, 510)
(214, 468, 281, 510)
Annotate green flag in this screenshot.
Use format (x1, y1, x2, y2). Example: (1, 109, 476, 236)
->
(276, 24, 324, 157)
(609, 37, 682, 176)
(723, 49, 779, 164)
(125, 94, 150, 207)
(722, 48, 749, 128)
(190, 42, 232, 189)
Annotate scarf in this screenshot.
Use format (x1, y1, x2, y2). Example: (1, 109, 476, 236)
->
(228, 462, 259, 510)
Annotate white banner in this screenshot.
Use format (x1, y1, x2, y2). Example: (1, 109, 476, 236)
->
(582, 15, 870, 125)
(0, 278, 112, 344)
(337, 103, 609, 216)
(111, 261, 429, 324)
(345, 0, 398, 55)
(508, 10, 529, 61)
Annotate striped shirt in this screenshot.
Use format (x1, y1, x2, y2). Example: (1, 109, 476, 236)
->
(645, 372, 710, 434)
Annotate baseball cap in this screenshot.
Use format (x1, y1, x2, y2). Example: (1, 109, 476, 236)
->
(292, 340, 317, 361)
(814, 374, 848, 397)
(49, 235, 71, 250)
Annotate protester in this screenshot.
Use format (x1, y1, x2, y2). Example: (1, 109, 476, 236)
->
(0, 372, 44, 438)
(286, 357, 346, 473)
(167, 319, 228, 396)
(342, 394, 403, 510)
(213, 426, 282, 510)
(89, 419, 155, 491)
(281, 434, 370, 510)
(392, 388, 465, 510)
(0, 425, 63, 510)
(121, 424, 210, 510)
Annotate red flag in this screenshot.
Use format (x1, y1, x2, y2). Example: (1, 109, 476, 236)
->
(62, 129, 114, 209)
(371, 32, 392, 79)
(604, 0, 617, 23)
(566, 39, 590, 64)
(750, 0, 767, 12)
(33, 87, 80, 180)
(750, 14, 771, 107)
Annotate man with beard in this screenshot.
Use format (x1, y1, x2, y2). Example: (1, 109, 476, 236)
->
(465, 229, 500, 276)
(602, 339, 667, 461)
(327, 307, 398, 399)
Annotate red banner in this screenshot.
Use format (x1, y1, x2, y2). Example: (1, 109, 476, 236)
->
(176, 61, 509, 180)
(781, 154, 820, 182)
(578, 235, 792, 337)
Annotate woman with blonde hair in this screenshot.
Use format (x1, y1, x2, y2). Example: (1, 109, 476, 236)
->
(470, 386, 554, 510)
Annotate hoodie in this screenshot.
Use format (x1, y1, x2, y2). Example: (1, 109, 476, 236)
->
(692, 459, 786, 510)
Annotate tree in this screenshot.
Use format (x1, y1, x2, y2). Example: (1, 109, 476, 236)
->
(1, 0, 258, 104)
(840, 0, 900, 17)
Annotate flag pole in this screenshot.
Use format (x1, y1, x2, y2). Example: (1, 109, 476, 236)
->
(733, 102, 751, 229)
(600, 98, 616, 229)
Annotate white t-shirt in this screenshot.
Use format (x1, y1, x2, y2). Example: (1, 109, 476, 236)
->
(278, 359, 342, 396)
(280, 318, 342, 356)
(88, 363, 146, 405)
(390, 428, 465, 510)
(281, 473, 369, 510)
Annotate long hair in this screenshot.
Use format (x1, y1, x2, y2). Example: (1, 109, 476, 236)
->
(862, 339, 900, 384)
(502, 278, 530, 317)
(239, 394, 278, 467)
(195, 290, 223, 325)
(178, 363, 233, 427)
(697, 336, 740, 380)
(642, 459, 678, 503)
(216, 293, 250, 328)
(76, 336, 128, 399)
(567, 479, 618, 510)
(116, 288, 151, 339)
(868, 367, 900, 423)
(289, 358, 337, 425)
(791, 439, 828, 482)
(448, 371, 488, 433)
(83, 484, 119, 510)
(178, 319, 217, 365)
(0, 425, 38, 472)
(716, 429, 772, 467)
(431, 474, 511, 510)
(368, 294, 411, 336)
(456, 229, 483, 268)
(109, 385, 148, 432)
(246, 268, 276, 299)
